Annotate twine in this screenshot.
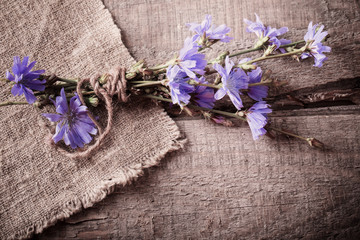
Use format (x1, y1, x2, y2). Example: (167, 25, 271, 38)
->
(51, 67, 128, 159)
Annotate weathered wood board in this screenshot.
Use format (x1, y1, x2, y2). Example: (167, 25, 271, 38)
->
(34, 0, 360, 239)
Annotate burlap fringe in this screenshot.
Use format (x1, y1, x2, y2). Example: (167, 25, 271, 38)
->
(10, 109, 186, 240)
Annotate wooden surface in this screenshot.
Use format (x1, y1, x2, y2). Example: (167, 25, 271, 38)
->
(34, 0, 360, 239)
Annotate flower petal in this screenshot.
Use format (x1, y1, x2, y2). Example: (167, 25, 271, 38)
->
(42, 113, 62, 122)
(53, 122, 66, 143)
(73, 122, 93, 144)
(22, 86, 37, 104)
(11, 84, 23, 96)
(56, 88, 69, 114)
(228, 89, 243, 110)
(214, 88, 226, 100)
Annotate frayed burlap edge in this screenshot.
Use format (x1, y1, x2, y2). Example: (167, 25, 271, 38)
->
(10, 108, 186, 240)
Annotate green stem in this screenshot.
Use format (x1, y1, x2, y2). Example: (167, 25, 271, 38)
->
(266, 126, 308, 141)
(52, 83, 76, 88)
(248, 81, 272, 87)
(229, 47, 263, 58)
(129, 80, 158, 84)
(190, 105, 247, 121)
(228, 40, 305, 58)
(241, 48, 304, 66)
(143, 94, 312, 144)
(143, 94, 172, 103)
(0, 101, 28, 107)
(131, 81, 165, 88)
(278, 40, 305, 48)
(132, 79, 270, 90)
(147, 64, 170, 71)
(52, 76, 78, 84)
(190, 81, 222, 89)
(0, 78, 10, 83)
(143, 94, 246, 121)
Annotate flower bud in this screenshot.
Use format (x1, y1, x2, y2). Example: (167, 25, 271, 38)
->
(236, 111, 245, 117)
(126, 72, 137, 80)
(33, 101, 41, 108)
(307, 138, 325, 149)
(126, 60, 146, 79)
(254, 36, 269, 48)
(86, 96, 99, 107)
(212, 51, 230, 65)
(98, 73, 110, 85)
(202, 111, 212, 120)
(240, 64, 257, 71)
(263, 44, 276, 56)
(211, 116, 234, 127)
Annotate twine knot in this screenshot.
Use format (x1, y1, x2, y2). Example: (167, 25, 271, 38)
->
(88, 66, 128, 103)
(55, 67, 128, 159)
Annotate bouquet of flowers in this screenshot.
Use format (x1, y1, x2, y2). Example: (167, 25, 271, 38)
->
(0, 14, 330, 157)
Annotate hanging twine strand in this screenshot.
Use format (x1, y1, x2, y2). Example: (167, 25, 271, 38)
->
(52, 67, 128, 159)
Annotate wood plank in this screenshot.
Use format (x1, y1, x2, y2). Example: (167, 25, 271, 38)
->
(103, 0, 360, 94)
(34, 0, 360, 238)
(35, 113, 360, 239)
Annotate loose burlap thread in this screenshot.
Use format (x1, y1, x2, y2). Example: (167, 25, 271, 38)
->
(0, 0, 184, 239)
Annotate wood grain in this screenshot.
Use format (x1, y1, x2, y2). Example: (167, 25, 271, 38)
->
(35, 113, 360, 239)
(33, 0, 360, 239)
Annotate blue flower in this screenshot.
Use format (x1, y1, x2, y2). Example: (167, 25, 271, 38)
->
(42, 88, 97, 149)
(278, 39, 291, 53)
(244, 14, 289, 49)
(6, 56, 45, 104)
(187, 15, 233, 44)
(167, 65, 195, 107)
(248, 67, 268, 101)
(213, 56, 248, 110)
(246, 101, 272, 140)
(177, 37, 207, 79)
(301, 22, 331, 67)
(239, 58, 268, 101)
(192, 77, 215, 109)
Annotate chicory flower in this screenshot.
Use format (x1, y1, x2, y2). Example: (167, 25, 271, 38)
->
(6, 56, 45, 104)
(42, 88, 97, 149)
(246, 101, 272, 140)
(301, 22, 331, 67)
(244, 14, 289, 49)
(248, 67, 268, 101)
(213, 56, 248, 110)
(177, 37, 207, 79)
(187, 15, 233, 45)
(192, 77, 215, 109)
(239, 58, 268, 101)
(167, 65, 195, 107)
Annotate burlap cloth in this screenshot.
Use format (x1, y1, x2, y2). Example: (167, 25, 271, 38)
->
(0, 0, 184, 239)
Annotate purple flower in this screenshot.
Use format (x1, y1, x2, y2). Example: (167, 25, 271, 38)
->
(246, 101, 272, 140)
(301, 22, 331, 67)
(239, 58, 268, 101)
(213, 56, 248, 110)
(187, 15, 233, 44)
(177, 37, 207, 79)
(6, 56, 45, 104)
(192, 77, 215, 109)
(42, 88, 97, 149)
(248, 67, 268, 101)
(278, 39, 292, 53)
(167, 65, 195, 107)
(244, 14, 289, 49)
